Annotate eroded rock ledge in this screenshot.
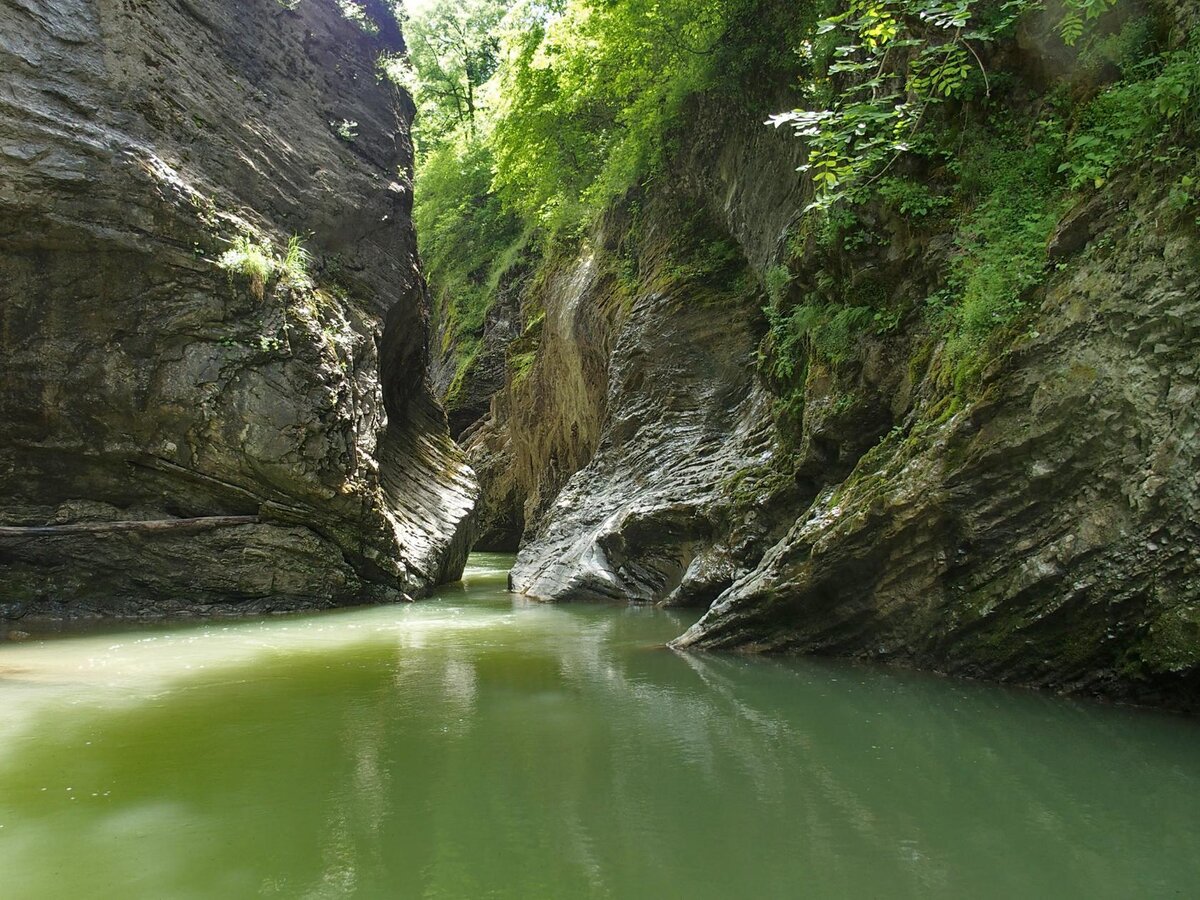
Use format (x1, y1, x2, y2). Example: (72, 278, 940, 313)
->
(0, 0, 476, 617)
(675, 177, 1200, 712)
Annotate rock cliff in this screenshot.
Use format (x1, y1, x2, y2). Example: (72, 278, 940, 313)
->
(449, 43, 1199, 709)
(493, 97, 837, 608)
(675, 175, 1200, 713)
(0, 0, 476, 618)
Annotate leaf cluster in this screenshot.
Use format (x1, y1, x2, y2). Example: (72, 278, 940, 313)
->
(769, 0, 1126, 209)
(388, 0, 509, 150)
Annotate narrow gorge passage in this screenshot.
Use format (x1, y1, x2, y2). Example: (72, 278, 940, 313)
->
(422, 0, 1200, 712)
(3, 0, 1196, 707)
(1, 0, 1198, 896)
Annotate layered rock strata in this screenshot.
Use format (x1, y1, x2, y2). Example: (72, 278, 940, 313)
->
(677, 178, 1200, 711)
(457, 92, 1199, 708)
(0, 0, 476, 618)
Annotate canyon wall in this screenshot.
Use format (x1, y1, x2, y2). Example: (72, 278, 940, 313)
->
(448, 43, 1198, 709)
(0, 0, 476, 617)
(674, 175, 1200, 712)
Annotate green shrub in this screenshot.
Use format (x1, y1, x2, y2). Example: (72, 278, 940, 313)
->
(414, 133, 529, 351)
(767, 301, 890, 373)
(217, 232, 312, 299)
(950, 132, 1065, 342)
(876, 177, 952, 218)
(1060, 45, 1199, 190)
(218, 235, 277, 299)
(337, 1, 378, 33)
(770, 0, 1123, 210)
(282, 235, 312, 283)
(765, 265, 793, 304)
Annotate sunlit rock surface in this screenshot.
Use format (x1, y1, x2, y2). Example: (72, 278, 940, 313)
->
(0, 0, 476, 616)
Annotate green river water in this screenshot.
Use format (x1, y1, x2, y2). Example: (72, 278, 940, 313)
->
(0, 553, 1197, 899)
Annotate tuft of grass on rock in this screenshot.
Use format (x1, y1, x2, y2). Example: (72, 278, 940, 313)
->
(217, 232, 313, 299)
(218, 234, 276, 299)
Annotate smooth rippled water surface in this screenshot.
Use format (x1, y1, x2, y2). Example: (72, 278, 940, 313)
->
(1, 553, 1198, 898)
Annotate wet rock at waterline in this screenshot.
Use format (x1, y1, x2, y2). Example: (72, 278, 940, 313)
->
(675, 177, 1200, 713)
(0, 0, 477, 615)
(507, 269, 785, 607)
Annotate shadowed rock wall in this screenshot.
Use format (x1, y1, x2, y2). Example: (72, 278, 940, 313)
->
(676, 177, 1200, 712)
(0, 0, 476, 617)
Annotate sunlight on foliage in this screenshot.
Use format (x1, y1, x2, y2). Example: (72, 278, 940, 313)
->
(404, 0, 1197, 407)
(769, 0, 1132, 209)
(338, 1, 379, 33)
(406, 0, 813, 367)
(391, 0, 507, 149)
(487, 0, 806, 231)
(217, 233, 312, 299)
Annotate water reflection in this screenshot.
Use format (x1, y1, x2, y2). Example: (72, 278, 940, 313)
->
(0, 555, 1197, 899)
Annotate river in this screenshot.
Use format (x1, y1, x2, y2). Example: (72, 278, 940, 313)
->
(0, 553, 1197, 898)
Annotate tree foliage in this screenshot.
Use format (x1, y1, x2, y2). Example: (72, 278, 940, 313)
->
(405, 0, 815, 364)
(414, 136, 526, 337)
(767, 0, 1130, 209)
(401, 0, 1197, 405)
(489, 0, 728, 228)
(404, 0, 817, 243)
(391, 0, 509, 147)
(488, 0, 816, 230)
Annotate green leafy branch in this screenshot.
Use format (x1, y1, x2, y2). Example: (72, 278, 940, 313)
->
(771, 0, 1118, 209)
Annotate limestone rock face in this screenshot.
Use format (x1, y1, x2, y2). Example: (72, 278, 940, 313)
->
(676, 178, 1200, 711)
(461, 80, 1199, 709)
(509, 282, 777, 604)
(498, 100, 807, 606)
(431, 269, 526, 442)
(462, 231, 632, 554)
(0, 0, 476, 617)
